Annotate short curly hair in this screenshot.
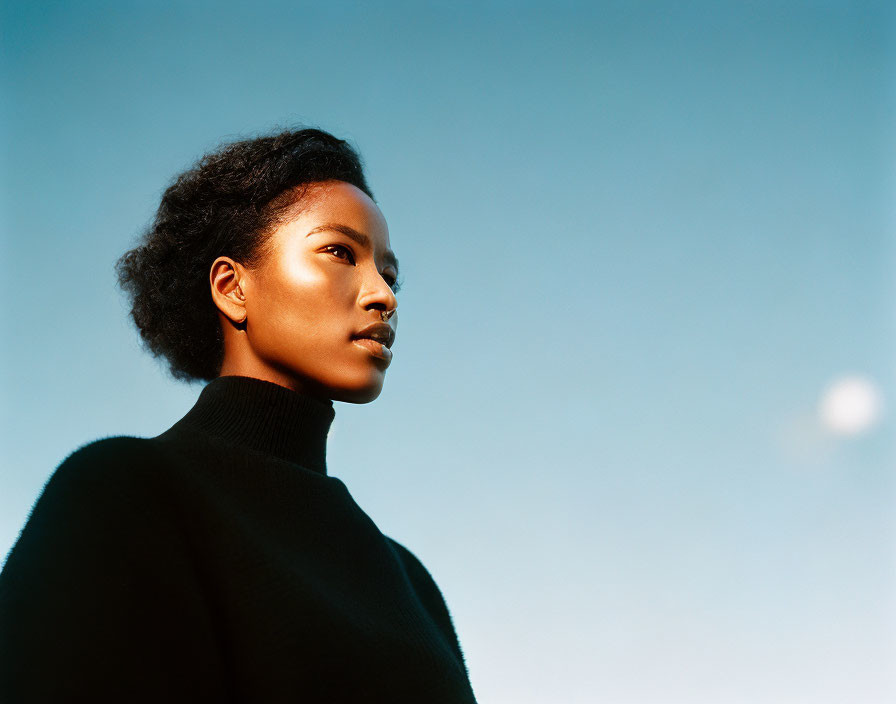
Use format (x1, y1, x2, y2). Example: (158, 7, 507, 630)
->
(115, 127, 373, 383)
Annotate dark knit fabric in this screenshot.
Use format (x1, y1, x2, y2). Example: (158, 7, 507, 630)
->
(0, 375, 477, 703)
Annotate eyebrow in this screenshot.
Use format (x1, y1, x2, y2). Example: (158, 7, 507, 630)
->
(306, 223, 400, 274)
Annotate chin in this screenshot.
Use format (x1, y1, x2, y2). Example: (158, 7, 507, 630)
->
(317, 369, 386, 404)
(330, 383, 384, 404)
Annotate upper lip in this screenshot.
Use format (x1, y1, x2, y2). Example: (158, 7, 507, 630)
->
(353, 322, 395, 349)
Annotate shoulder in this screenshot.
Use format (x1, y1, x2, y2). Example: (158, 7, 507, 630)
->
(387, 537, 430, 575)
(58, 435, 163, 469)
(3, 436, 176, 573)
(23, 436, 172, 539)
(47, 435, 167, 492)
(386, 537, 449, 605)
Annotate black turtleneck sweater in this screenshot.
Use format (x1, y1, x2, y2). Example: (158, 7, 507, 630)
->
(0, 375, 477, 703)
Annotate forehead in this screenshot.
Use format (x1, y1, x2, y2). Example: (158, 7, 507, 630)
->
(285, 181, 390, 244)
(264, 180, 398, 272)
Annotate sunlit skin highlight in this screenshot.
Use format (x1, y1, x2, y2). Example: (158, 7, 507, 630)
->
(210, 180, 399, 404)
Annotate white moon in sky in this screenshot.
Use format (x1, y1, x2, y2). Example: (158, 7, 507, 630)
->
(818, 375, 883, 436)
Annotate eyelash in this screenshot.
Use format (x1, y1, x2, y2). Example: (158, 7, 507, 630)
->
(324, 244, 402, 293)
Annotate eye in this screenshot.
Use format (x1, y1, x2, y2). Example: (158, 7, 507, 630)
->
(325, 244, 402, 294)
(323, 244, 355, 264)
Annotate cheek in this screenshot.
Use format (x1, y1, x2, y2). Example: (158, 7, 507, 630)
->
(268, 292, 314, 331)
(247, 263, 344, 348)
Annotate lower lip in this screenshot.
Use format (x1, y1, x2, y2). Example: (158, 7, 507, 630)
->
(352, 337, 393, 363)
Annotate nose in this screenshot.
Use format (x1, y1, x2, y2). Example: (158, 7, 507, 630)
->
(360, 268, 398, 318)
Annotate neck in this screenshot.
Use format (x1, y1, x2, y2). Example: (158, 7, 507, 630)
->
(217, 354, 332, 404)
(167, 375, 336, 475)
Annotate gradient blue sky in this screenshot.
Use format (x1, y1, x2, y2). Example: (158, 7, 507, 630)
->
(2, 2, 894, 702)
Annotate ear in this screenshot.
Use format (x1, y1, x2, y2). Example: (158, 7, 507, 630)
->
(210, 257, 249, 324)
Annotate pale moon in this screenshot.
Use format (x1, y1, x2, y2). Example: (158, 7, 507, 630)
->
(818, 375, 883, 436)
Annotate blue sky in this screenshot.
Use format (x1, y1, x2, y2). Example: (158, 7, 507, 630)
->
(2, 2, 894, 701)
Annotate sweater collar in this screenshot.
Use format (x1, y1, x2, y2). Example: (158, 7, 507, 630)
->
(174, 375, 335, 475)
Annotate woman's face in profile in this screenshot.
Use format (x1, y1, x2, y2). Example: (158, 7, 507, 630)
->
(225, 180, 399, 404)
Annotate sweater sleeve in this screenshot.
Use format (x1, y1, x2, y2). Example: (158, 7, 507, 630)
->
(0, 437, 229, 703)
(387, 538, 472, 681)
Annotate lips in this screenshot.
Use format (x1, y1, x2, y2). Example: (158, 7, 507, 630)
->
(352, 336, 393, 363)
(352, 322, 395, 349)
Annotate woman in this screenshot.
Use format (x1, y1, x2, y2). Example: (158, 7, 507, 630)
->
(0, 128, 478, 703)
